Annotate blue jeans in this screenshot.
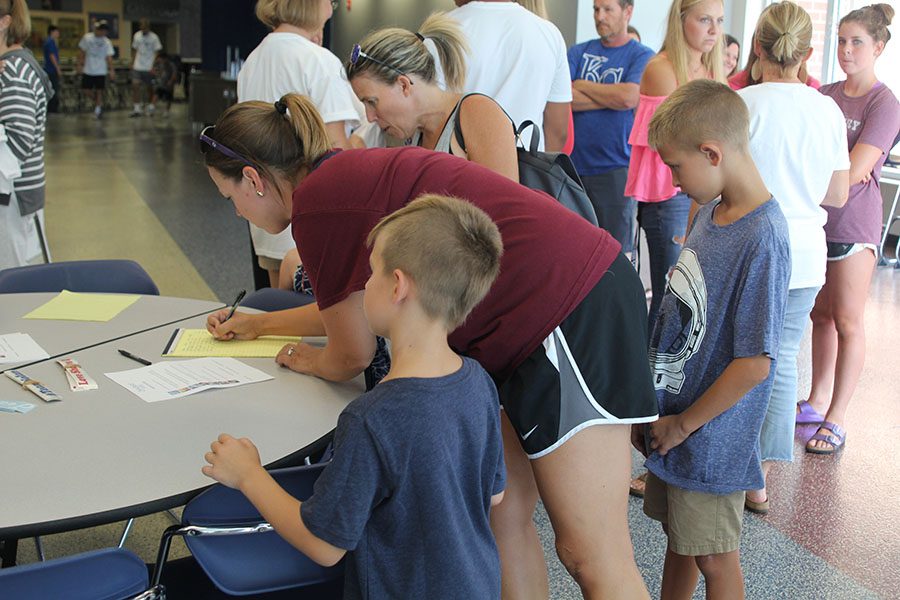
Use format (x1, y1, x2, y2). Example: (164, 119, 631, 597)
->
(758, 286, 820, 462)
(637, 193, 691, 333)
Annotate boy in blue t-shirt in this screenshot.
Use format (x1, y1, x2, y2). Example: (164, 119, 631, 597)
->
(634, 80, 791, 598)
(203, 195, 507, 599)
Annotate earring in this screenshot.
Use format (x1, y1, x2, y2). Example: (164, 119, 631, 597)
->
(256, 190, 264, 197)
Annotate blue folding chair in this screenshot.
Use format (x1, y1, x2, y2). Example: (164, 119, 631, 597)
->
(241, 287, 315, 312)
(0, 547, 162, 600)
(0, 259, 160, 295)
(152, 463, 343, 596)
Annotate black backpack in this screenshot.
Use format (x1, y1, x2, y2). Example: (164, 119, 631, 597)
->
(452, 95, 599, 226)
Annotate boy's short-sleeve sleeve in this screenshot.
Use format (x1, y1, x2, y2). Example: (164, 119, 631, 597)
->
(731, 231, 791, 361)
(106, 39, 115, 57)
(301, 412, 390, 551)
(492, 444, 506, 496)
(78, 35, 88, 52)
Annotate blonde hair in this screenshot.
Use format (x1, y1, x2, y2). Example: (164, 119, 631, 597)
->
(754, 1, 812, 77)
(255, 0, 324, 31)
(203, 93, 332, 196)
(648, 79, 749, 152)
(840, 3, 894, 45)
(366, 194, 503, 330)
(347, 13, 469, 91)
(516, 0, 548, 19)
(661, 0, 726, 85)
(0, 0, 30, 46)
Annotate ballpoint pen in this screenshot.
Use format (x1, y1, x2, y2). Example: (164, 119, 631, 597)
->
(118, 349, 152, 366)
(223, 289, 247, 322)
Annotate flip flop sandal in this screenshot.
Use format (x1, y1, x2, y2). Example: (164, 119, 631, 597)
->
(806, 421, 846, 455)
(796, 400, 826, 425)
(744, 495, 769, 515)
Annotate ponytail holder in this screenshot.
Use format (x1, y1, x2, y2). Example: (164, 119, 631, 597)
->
(414, 32, 425, 42)
(274, 100, 288, 116)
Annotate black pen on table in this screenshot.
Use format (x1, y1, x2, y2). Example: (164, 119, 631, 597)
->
(223, 289, 247, 323)
(118, 349, 152, 366)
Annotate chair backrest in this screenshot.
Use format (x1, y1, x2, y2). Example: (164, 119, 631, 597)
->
(241, 287, 315, 312)
(182, 462, 343, 596)
(0, 260, 160, 295)
(0, 548, 151, 600)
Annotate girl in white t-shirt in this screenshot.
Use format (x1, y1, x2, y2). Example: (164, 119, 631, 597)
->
(735, 1, 849, 514)
(238, 0, 360, 287)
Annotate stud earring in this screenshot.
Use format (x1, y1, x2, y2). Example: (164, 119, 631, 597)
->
(256, 190, 264, 197)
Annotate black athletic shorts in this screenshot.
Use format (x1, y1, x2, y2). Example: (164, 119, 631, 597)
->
(498, 252, 659, 458)
(81, 74, 106, 90)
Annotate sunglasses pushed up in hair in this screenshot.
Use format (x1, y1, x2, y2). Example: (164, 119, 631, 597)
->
(199, 125, 254, 166)
(349, 44, 413, 83)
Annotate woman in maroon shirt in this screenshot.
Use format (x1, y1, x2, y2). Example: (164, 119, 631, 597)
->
(200, 93, 657, 597)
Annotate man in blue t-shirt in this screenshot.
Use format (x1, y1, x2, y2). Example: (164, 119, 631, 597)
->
(43, 25, 60, 113)
(568, 0, 653, 255)
(202, 195, 506, 599)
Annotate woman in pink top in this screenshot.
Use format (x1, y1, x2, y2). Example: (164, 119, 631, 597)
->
(801, 4, 900, 455)
(625, 0, 725, 333)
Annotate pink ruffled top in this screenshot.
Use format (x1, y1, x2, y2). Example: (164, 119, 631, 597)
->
(625, 94, 679, 202)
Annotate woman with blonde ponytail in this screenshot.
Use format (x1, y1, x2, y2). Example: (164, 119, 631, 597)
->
(803, 4, 900, 456)
(625, 0, 725, 335)
(734, 1, 850, 515)
(0, 0, 53, 269)
(347, 13, 518, 181)
(203, 91, 658, 600)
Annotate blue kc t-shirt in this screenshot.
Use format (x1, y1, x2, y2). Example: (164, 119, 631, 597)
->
(645, 199, 791, 495)
(301, 357, 506, 599)
(567, 38, 654, 176)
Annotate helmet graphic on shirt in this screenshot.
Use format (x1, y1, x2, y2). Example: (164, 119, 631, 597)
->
(649, 248, 707, 394)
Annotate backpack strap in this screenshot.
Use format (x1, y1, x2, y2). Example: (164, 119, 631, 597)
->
(516, 121, 541, 154)
(452, 92, 517, 154)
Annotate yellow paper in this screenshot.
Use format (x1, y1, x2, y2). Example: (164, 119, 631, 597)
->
(164, 329, 301, 358)
(23, 290, 140, 322)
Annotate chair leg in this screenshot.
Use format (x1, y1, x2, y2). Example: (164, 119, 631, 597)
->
(166, 509, 180, 523)
(151, 524, 184, 588)
(33, 536, 45, 561)
(34, 214, 51, 264)
(0, 538, 18, 568)
(118, 518, 135, 548)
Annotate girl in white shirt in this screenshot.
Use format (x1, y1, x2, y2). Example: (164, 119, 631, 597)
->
(736, 1, 849, 513)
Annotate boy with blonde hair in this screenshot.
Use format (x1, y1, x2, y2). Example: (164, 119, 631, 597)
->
(636, 79, 790, 599)
(203, 194, 507, 599)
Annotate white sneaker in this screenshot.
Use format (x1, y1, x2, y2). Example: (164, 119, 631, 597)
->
(146, 104, 156, 115)
(94, 106, 102, 119)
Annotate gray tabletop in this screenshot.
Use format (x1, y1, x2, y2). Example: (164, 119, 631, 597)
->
(0, 297, 363, 539)
(0, 293, 225, 373)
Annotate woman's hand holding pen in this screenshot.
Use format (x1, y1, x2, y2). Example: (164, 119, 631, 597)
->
(207, 310, 260, 341)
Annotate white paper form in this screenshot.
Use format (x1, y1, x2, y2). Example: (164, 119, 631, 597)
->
(0, 333, 50, 364)
(105, 357, 273, 403)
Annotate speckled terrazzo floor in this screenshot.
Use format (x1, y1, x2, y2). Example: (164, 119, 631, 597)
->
(3, 107, 898, 599)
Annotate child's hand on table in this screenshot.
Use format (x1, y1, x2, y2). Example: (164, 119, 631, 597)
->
(202, 433, 263, 490)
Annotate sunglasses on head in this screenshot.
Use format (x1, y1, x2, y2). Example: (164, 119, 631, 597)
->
(199, 125, 253, 166)
(349, 44, 413, 83)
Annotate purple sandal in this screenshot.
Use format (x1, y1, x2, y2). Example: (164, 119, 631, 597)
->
(796, 400, 825, 425)
(806, 421, 846, 455)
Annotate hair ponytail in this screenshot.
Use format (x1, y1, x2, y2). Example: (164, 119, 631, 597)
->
(0, 0, 31, 46)
(754, 1, 812, 75)
(279, 93, 331, 166)
(347, 12, 469, 91)
(840, 3, 894, 45)
(204, 93, 332, 192)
